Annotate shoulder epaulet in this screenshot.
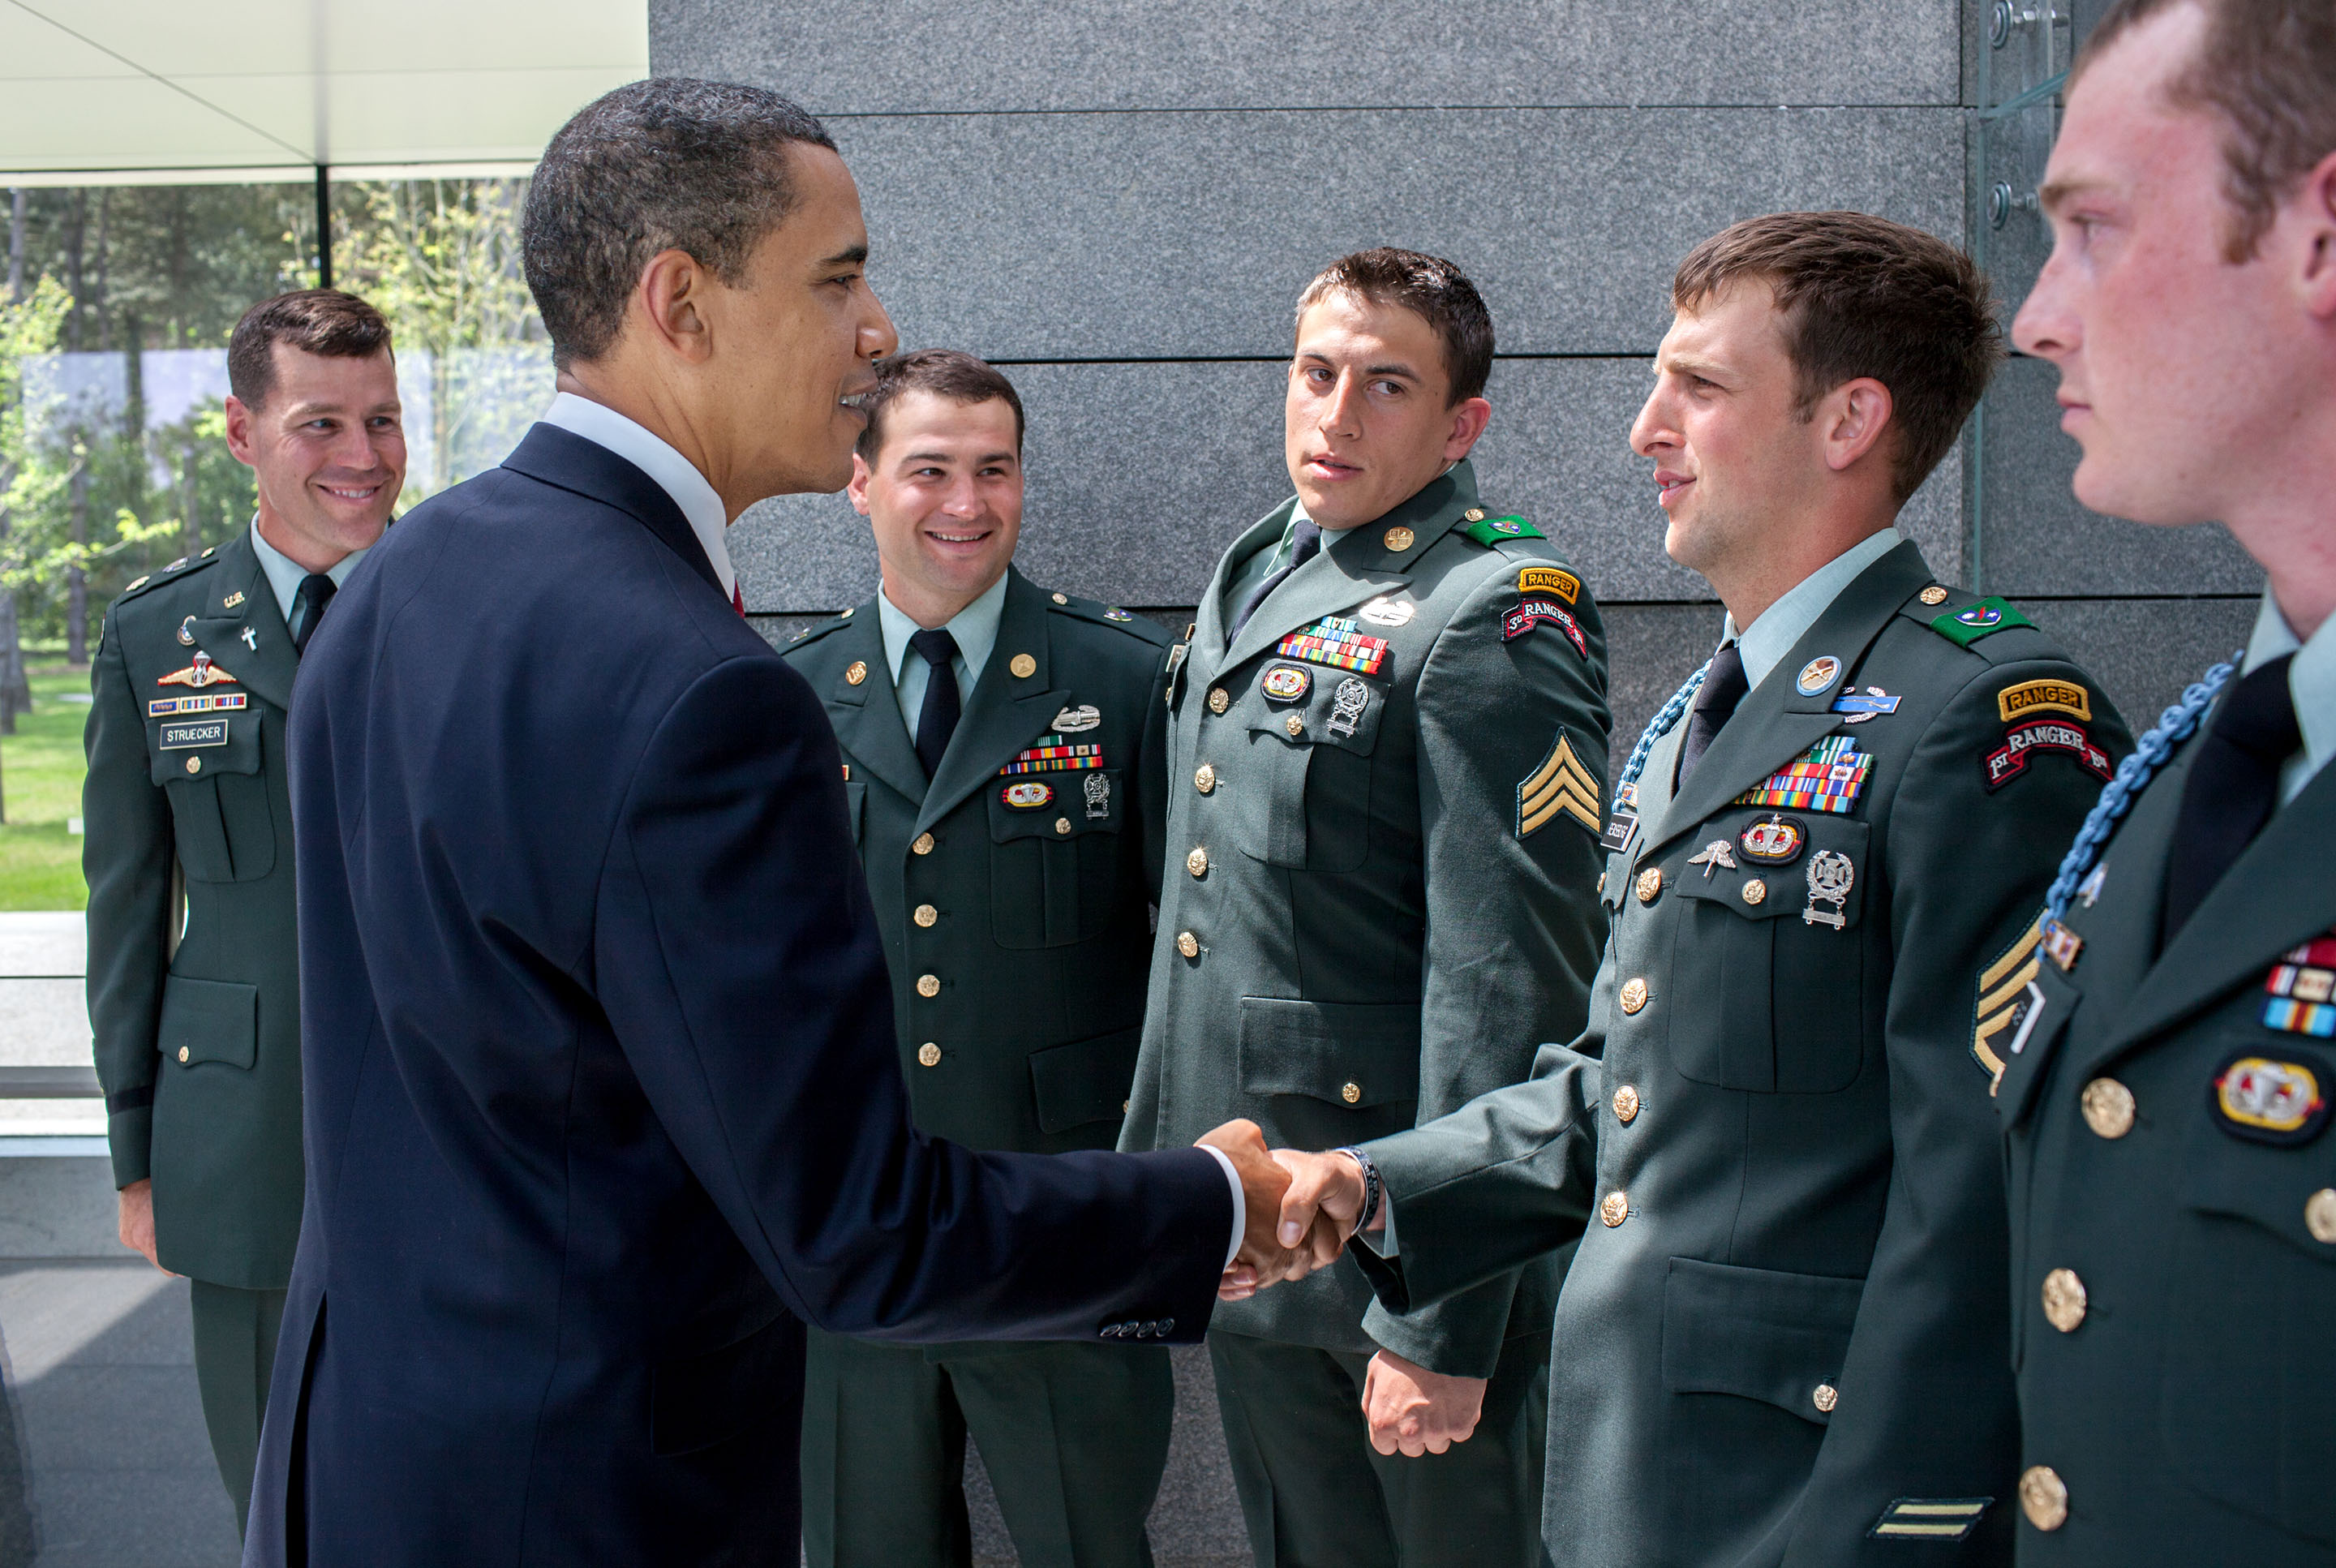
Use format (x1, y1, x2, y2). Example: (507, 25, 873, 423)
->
(1046, 590, 1170, 645)
(1457, 512, 1544, 548)
(780, 606, 859, 651)
(1905, 586, 2054, 664)
(114, 551, 220, 608)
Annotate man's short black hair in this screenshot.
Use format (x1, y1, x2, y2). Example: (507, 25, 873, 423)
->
(523, 79, 838, 370)
(1295, 248, 1496, 406)
(855, 350, 1026, 463)
(226, 290, 393, 410)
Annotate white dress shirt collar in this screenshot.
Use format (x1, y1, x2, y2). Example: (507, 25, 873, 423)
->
(1724, 527, 1905, 692)
(2240, 589, 2336, 805)
(248, 516, 368, 625)
(540, 392, 736, 598)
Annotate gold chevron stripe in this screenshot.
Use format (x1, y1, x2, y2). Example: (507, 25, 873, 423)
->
(1980, 919, 2043, 991)
(1520, 734, 1601, 836)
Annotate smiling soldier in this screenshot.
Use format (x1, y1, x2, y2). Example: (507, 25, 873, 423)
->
(782, 350, 1181, 1568)
(83, 289, 404, 1532)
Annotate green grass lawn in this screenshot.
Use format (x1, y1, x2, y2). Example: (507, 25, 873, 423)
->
(0, 664, 94, 910)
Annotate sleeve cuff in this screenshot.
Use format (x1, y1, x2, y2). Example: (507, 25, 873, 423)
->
(107, 1106, 153, 1189)
(1196, 1142, 1243, 1268)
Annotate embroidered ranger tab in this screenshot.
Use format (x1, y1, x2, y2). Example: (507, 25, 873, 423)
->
(1002, 781, 1054, 810)
(156, 651, 238, 689)
(1999, 678, 2092, 724)
(1277, 616, 1389, 676)
(1518, 730, 1601, 839)
(1461, 515, 1546, 548)
(2211, 1048, 2330, 1145)
(1501, 599, 1587, 656)
(1973, 920, 2046, 1085)
(1260, 663, 1312, 702)
(1733, 736, 1873, 814)
(148, 692, 247, 719)
(2263, 934, 2336, 1039)
(998, 737, 1102, 775)
(1983, 720, 2113, 792)
(158, 719, 230, 750)
(1831, 687, 1900, 722)
(1514, 564, 1578, 604)
(1869, 1499, 1992, 1541)
(1930, 596, 2034, 648)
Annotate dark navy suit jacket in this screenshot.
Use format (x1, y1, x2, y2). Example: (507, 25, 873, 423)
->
(243, 425, 1228, 1566)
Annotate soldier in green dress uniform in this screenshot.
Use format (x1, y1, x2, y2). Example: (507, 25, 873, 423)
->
(1122, 250, 1612, 1568)
(83, 290, 403, 1529)
(1981, 3, 2336, 1557)
(1268, 216, 2133, 1566)
(784, 350, 1181, 1568)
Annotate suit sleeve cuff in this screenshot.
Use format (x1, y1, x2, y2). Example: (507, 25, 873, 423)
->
(107, 1106, 153, 1189)
(1197, 1143, 1243, 1268)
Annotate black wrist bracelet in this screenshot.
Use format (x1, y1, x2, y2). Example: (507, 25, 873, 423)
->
(1333, 1145, 1381, 1239)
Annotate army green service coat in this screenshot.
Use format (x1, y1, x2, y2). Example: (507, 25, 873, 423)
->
(784, 568, 1170, 1154)
(1122, 460, 1612, 1377)
(84, 527, 307, 1289)
(1352, 543, 2133, 1565)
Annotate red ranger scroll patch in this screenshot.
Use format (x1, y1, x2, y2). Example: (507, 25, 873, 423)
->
(1501, 598, 1587, 657)
(1982, 720, 2112, 792)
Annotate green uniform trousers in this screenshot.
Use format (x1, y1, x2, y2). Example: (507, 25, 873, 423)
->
(1209, 1329, 1550, 1568)
(187, 1278, 286, 1535)
(801, 1325, 1174, 1568)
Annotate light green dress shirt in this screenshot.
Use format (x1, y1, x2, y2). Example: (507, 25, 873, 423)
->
(875, 570, 1011, 745)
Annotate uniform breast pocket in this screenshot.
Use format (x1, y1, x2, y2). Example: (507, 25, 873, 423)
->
(986, 769, 1124, 950)
(148, 710, 273, 883)
(2160, 1088, 2336, 1544)
(1235, 664, 1387, 875)
(1663, 814, 1869, 1093)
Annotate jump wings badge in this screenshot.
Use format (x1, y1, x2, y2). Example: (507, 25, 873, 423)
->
(1686, 840, 1737, 879)
(157, 651, 237, 689)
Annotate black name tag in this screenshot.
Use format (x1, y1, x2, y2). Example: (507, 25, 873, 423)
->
(160, 720, 230, 750)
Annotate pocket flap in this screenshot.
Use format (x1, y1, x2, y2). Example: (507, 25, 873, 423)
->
(1671, 814, 1870, 928)
(1662, 1257, 1864, 1424)
(1243, 663, 1388, 755)
(2182, 1111, 2336, 1265)
(1028, 1025, 1142, 1134)
(988, 769, 1123, 840)
(1238, 997, 1420, 1109)
(148, 707, 263, 787)
(159, 975, 258, 1070)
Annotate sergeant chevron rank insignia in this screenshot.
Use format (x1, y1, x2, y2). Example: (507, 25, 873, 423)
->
(1518, 730, 1600, 838)
(1973, 920, 2047, 1084)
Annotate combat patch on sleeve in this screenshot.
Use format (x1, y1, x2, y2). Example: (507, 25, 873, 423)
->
(1460, 514, 1545, 547)
(1518, 728, 1601, 838)
(1930, 596, 2033, 648)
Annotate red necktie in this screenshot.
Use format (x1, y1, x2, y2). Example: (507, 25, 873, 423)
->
(732, 582, 746, 618)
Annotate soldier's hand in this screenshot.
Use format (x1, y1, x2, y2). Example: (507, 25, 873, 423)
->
(115, 1179, 174, 1274)
(1363, 1349, 1485, 1457)
(1195, 1120, 1307, 1295)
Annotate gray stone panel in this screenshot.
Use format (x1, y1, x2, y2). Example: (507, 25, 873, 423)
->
(655, 0, 1959, 114)
(733, 359, 1965, 615)
(820, 108, 1963, 360)
(1977, 356, 2260, 597)
(2021, 596, 2261, 734)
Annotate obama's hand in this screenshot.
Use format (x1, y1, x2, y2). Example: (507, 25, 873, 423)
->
(1216, 1146, 1370, 1300)
(1195, 1120, 1311, 1296)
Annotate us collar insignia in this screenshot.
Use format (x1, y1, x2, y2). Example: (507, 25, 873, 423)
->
(1733, 735, 1872, 815)
(1501, 598, 1587, 657)
(1831, 686, 1900, 722)
(1514, 565, 1578, 604)
(2211, 1047, 2330, 1145)
(1983, 720, 2113, 793)
(2263, 934, 2336, 1039)
(1930, 596, 2033, 648)
(148, 691, 247, 718)
(157, 651, 237, 689)
(1518, 729, 1600, 839)
(998, 736, 1101, 776)
(222, 591, 246, 610)
(1278, 616, 1389, 677)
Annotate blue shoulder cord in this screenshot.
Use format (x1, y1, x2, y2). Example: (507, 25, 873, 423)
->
(1617, 662, 1711, 799)
(2038, 651, 2241, 930)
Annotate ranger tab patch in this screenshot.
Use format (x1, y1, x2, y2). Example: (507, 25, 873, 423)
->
(1514, 565, 1578, 604)
(1460, 515, 1545, 548)
(2263, 934, 2336, 1038)
(1983, 720, 2112, 792)
(1733, 736, 1872, 814)
(1278, 616, 1389, 676)
(1930, 596, 2033, 648)
(998, 737, 1101, 775)
(1998, 678, 2091, 723)
(1518, 730, 1600, 839)
(1869, 1499, 1992, 1541)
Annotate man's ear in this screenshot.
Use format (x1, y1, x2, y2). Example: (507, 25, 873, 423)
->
(1442, 396, 1493, 462)
(2295, 148, 2336, 323)
(632, 249, 714, 364)
(222, 394, 259, 468)
(847, 451, 874, 516)
(1819, 377, 1895, 475)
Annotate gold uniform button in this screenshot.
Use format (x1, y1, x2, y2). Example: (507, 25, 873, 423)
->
(185, 756, 202, 775)
(1463, 508, 1485, 522)
(1635, 867, 1662, 904)
(1194, 763, 1217, 794)
(1284, 713, 1303, 737)
(911, 832, 935, 856)
(1612, 1085, 1640, 1124)
(1920, 585, 1951, 606)
(913, 904, 938, 927)
(917, 1042, 941, 1068)
(2042, 1267, 2088, 1332)
(1187, 847, 1209, 878)
(1741, 877, 1767, 906)
(2081, 1077, 2136, 1139)
(1812, 1383, 1839, 1415)
(177, 1046, 190, 1063)
(1208, 686, 1230, 715)
(1054, 817, 1071, 835)
(1051, 592, 1068, 604)
(1619, 977, 1649, 1015)
(844, 660, 868, 685)
(1176, 931, 1200, 960)
(1341, 1081, 1362, 1105)
(1383, 525, 1415, 552)
(1010, 653, 1037, 679)
(1599, 1190, 1630, 1227)
(916, 973, 941, 998)
(2020, 1465, 2068, 1531)
(2306, 1188, 2336, 1244)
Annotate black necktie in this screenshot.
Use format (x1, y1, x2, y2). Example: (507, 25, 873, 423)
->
(1228, 518, 1322, 638)
(1675, 642, 1750, 790)
(909, 629, 963, 780)
(291, 573, 337, 656)
(2161, 652, 2300, 945)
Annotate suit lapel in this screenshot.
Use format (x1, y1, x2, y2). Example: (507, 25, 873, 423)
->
(917, 573, 1068, 836)
(1200, 506, 1295, 664)
(185, 531, 298, 715)
(1642, 543, 1932, 859)
(822, 609, 926, 805)
(500, 423, 724, 599)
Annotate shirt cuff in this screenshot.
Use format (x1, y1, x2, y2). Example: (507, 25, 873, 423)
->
(1197, 1143, 1244, 1269)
